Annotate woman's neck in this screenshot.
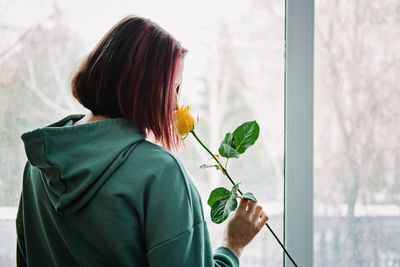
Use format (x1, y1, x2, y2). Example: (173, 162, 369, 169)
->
(73, 112, 110, 125)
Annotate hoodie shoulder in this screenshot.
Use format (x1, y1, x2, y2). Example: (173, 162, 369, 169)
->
(132, 141, 182, 167)
(123, 141, 206, 250)
(126, 140, 193, 199)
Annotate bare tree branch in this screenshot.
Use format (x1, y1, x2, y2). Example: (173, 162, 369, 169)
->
(24, 55, 70, 115)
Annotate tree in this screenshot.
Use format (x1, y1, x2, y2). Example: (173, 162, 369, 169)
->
(315, 0, 400, 265)
(0, 4, 85, 206)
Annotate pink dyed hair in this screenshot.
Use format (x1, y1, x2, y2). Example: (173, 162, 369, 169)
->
(71, 15, 188, 150)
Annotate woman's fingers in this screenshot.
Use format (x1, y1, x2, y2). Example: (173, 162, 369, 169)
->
(252, 206, 263, 224)
(247, 199, 257, 214)
(257, 212, 269, 230)
(237, 198, 268, 229)
(237, 197, 250, 212)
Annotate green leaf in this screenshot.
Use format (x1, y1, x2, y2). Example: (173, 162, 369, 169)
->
(221, 132, 235, 147)
(218, 133, 238, 159)
(233, 121, 260, 154)
(211, 198, 237, 224)
(210, 184, 240, 224)
(241, 192, 257, 202)
(218, 144, 239, 159)
(200, 164, 220, 170)
(231, 183, 240, 197)
(207, 187, 230, 207)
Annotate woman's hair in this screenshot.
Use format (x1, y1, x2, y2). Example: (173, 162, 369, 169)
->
(71, 15, 188, 150)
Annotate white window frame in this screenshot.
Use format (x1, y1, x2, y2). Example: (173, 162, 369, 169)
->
(284, 0, 314, 266)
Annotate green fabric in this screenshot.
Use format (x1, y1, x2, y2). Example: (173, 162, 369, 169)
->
(16, 114, 239, 267)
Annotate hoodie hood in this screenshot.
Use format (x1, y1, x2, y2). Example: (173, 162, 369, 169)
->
(21, 114, 146, 214)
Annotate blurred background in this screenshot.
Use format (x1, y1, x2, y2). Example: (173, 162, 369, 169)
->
(0, 0, 399, 266)
(314, 1, 400, 266)
(0, 0, 285, 266)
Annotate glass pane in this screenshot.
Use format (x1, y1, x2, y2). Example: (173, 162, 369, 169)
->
(0, 0, 284, 266)
(175, 1, 285, 266)
(314, 1, 400, 266)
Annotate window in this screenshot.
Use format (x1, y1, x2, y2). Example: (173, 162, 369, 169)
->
(0, 0, 285, 266)
(4, 1, 398, 266)
(314, 0, 400, 265)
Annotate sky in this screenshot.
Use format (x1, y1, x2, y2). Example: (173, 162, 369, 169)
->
(1, 0, 284, 107)
(49, 0, 249, 105)
(2, 0, 248, 49)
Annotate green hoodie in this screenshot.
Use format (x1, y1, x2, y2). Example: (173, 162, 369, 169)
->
(16, 114, 239, 267)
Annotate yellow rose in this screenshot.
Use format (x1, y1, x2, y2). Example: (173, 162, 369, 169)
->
(175, 105, 195, 136)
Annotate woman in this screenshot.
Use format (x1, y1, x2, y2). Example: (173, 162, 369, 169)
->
(16, 15, 269, 267)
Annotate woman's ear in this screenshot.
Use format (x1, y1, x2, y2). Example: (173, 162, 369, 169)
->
(175, 84, 181, 101)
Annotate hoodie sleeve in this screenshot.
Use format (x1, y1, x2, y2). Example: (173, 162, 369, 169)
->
(16, 194, 27, 267)
(143, 152, 239, 267)
(146, 222, 239, 267)
(16, 163, 29, 267)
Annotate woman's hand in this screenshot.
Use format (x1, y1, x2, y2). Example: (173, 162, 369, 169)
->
(221, 197, 269, 258)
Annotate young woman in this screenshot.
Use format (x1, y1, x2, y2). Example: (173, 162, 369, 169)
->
(17, 15, 269, 267)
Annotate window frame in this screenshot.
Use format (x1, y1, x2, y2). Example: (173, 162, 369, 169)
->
(284, 0, 315, 266)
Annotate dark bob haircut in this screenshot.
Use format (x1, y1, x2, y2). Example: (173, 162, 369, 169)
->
(71, 15, 188, 150)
